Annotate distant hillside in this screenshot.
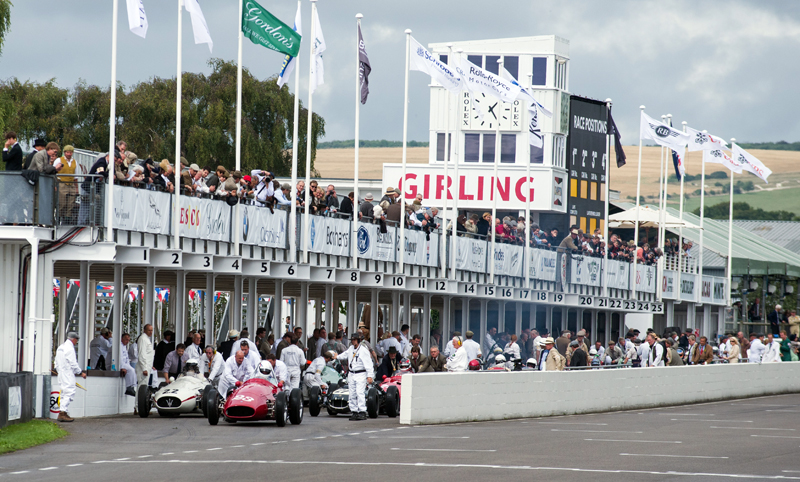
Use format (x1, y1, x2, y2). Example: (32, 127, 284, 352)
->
(737, 141, 800, 151)
(318, 139, 429, 149)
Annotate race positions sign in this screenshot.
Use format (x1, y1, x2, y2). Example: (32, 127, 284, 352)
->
(567, 96, 608, 234)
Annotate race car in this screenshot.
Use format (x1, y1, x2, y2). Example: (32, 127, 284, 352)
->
(137, 359, 212, 418)
(206, 361, 303, 427)
(305, 365, 345, 417)
(328, 370, 404, 419)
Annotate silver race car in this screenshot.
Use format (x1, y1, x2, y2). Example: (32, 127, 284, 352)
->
(138, 359, 212, 418)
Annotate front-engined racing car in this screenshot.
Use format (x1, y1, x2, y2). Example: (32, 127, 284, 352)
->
(137, 360, 211, 418)
(206, 367, 303, 426)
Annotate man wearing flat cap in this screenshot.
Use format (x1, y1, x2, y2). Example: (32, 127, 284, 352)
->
(558, 225, 580, 253)
(54, 332, 86, 422)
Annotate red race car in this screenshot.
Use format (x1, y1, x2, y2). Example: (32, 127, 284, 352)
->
(206, 375, 303, 427)
(367, 370, 406, 418)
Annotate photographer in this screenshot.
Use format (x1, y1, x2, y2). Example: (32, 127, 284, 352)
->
(250, 170, 275, 207)
(325, 184, 339, 215)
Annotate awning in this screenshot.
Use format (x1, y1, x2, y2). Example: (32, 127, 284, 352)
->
(609, 205, 701, 229)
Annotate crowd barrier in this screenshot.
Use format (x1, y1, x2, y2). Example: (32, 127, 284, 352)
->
(398, 362, 800, 425)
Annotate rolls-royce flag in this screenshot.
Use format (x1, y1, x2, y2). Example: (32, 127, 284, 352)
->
(125, 0, 148, 38)
(184, 0, 213, 52)
(639, 111, 690, 153)
(456, 59, 520, 105)
(409, 37, 462, 93)
(276, 3, 302, 88)
(358, 24, 371, 104)
(732, 144, 772, 183)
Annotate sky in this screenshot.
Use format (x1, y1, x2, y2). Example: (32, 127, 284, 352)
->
(1, 0, 799, 145)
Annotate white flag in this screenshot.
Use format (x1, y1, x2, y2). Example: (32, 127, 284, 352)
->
(126, 0, 148, 38)
(456, 59, 520, 105)
(703, 148, 743, 174)
(309, 7, 326, 95)
(409, 37, 462, 93)
(499, 66, 552, 118)
(639, 111, 690, 152)
(184, 0, 213, 53)
(732, 144, 772, 183)
(685, 126, 728, 152)
(528, 102, 543, 148)
(276, 3, 302, 88)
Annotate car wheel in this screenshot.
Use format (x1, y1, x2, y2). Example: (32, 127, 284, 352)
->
(137, 385, 151, 418)
(308, 386, 321, 417)
(275, 391, 288, 427)
(385, 386, 399, 418)
(289, 388, 303, 425)
(201, 385, 212, 418)
(366, 387, 379, 419)
(326, 406, 337, 416)
(207, 389, 220, 426)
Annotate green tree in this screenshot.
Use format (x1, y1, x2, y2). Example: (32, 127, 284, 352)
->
(0, 1, 10, 57)
(693, 201, 799, 221)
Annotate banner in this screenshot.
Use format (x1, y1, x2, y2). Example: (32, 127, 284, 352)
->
(358, 23, 371, 104)
(180, 197, 231, 242)
(112, 186, 171, 235)
(529, 249, 557, 281)
(704, 148, 743, 174)
(356, 223, 395, 262)
(240, 205, 287, 249)
(409, 36, 462, 93)
(631, 264, 656, 294)
(455, 59, 521, 105)
(640, 111, 690, 152)
(732, 143, 772, 183)
(605, 259, 630, 290)
(711, 277, 726, 305)
(700, 275, 714, 304)
(492, 243, 523, 278)
(307, 216, 350, 257)
(680, 272, 698, 302)
(570, 255, 602, 287)
(661, 270, 677, 300)
(397, 229, 439, 267)
(455, 237, 487, 273)
(241, 0, 302, 57)
(686, 126, 728, 152)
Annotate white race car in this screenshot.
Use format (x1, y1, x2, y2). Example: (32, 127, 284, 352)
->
(138, 359, 212, 418)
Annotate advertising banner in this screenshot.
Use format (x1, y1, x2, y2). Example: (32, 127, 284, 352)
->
(570, 255, 602, 287)
(529, 249, 557, 282)
(662, 270, 677, 300)
(455, 237, 487, 273)
(240, 205, 287, 249)
(180, 196, 231, 242)
(700, 275, 714, 304)
(356, 223, 396, 262)
(680, 272, 698, 302)
(711, 277, 727, 305)
(492, 243, 524, 278)
(605, 259, 629, 290)
(112, 186, 171, 236)
(306, 216, 350, 257)
(632, 264, 657, 294)
(397, 229, 439, 267)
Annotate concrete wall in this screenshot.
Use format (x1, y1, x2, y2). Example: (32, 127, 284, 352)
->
(399, 363, 800, 425)
(46, 375, 133, 418)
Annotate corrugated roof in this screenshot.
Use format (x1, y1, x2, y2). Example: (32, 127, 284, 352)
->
(733, 220, 800, 255)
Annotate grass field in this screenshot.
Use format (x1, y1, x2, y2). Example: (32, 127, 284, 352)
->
(0, 420, 67, 454)
(668, 186, 800, 215)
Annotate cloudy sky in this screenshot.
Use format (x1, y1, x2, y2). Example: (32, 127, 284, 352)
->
(2, 0, 799, 144)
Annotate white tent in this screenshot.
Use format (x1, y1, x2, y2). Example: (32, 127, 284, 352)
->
(609, 205, 701, 229)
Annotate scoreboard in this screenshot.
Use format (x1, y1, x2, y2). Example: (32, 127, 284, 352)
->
(566, 96, 608, 235)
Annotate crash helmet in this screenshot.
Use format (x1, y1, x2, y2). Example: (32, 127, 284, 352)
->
(526, 358, 537, 368)
(258, 360, 273, 376)
(183, 358, 200, 375)
(493, 346, 503, 356)
(494, 354, 506, 364)
(468, 359, 481, 371)
(589, 347, 598, 356)
(399, 358, 411, 370)
(676, 347, 685, 357)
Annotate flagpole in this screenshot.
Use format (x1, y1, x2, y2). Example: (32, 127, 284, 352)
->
(173, 0, 183, 250)
(233, 0, 244, 255)
(699, 132, 707, 286)
(524, 74, 535, 290)
(659, 114, 668, 259)
(727, 139, 736, 306)
(603, 99, 611, 299)
(289, 0, 301, 263)
(678, 120, 687, 276)
(352, 13, 362, 267)
(303, 0, 318, 264)
(451, 48, 463, 282)
(489, 58, 503, 285)
(632, 105, 645, 300)
(106, 0, 119, 236)
(399, 29, 411, 272)
(442, 43, 452, 279)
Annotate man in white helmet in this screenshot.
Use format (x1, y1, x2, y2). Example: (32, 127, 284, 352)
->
(336, 332, 374, 421)
(218, 350, 254, 400)
(445, 336, 469, 372)
(304, 351, 336, 390)
(54, 332, 85, 422)
(279, 334, 305, 390)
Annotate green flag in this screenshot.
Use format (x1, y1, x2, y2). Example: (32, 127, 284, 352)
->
(241, 0, 301, 57)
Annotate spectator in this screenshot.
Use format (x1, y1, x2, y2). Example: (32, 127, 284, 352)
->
(749, 297, 762, 323)
(3, 131, 23, 171)
(274, 183, 292, 206)
(409, 346, 425, 373)
(568, 340, 588, 367)
(503, 334, 521, 362)
(476, 212, 491, 237)
(555, 330, 571, 356)
(465, 214, 479, 237)
(767, 304, 783, 336)
(748, 333, 765, 363)
(725, 337, 740, 363)
(54, 145, 79, 208)
(22, 138, 46, 170)
(665, 338, 683, 366)
(385, 198, 402, 223)
(358, 192, 374, 219)
(340, 192, 355, 217)
(539, 337, 565, 371)
(325, 184, 339, 212)
(605, 340, 623, 364)
(420, 346, 447, 372)
(29, 141, 59, 173)
(558, 225, 580, 252)
(789, 311, 800, 337)
(567, 330, 588, 365)
(762, 333, 782, 363)
(692, 336, 713, 365)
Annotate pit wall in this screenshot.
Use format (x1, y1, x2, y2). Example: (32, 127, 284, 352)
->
(398, 363, 800, 425)
(41, 375, 134, 419)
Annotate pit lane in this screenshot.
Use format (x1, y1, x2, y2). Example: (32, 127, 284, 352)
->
(2, 393, 800, 481)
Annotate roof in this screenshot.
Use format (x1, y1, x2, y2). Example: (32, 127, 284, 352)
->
(612, 202, 800, 277)
(733, 221, 800, 255)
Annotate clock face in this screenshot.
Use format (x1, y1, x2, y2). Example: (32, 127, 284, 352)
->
(472, 94, 499, 129)
(463, 92, 518, 131)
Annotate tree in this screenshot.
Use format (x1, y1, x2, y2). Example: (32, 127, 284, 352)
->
(693, 201, 799, 221)
(0, 0, 10, 57)
(0, 59, 325, 175)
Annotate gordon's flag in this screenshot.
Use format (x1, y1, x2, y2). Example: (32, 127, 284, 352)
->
(276, 3, 302, 88)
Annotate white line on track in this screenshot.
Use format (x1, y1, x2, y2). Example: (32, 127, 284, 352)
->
(536, 422, 608, 426)
(751, 435, 800, 439)
(671, 419, 752, 422)
(585, 439, 682, 443)
(380, 429, 393, 431)
(291, 439, 306, 442)
(551, 429, 642, 433)
(231, 445, 244, 448)
(766, 409, 800, 412)
(784, 471, 800, 474)
(363, 431, 378, 433)
(370, 436, 469, 439)
(660, 413, 714, 416)
(206, 448, 222, 451)
(391, 448, 496, 453)
(160, 453, 174, 456)
(66, 464, 83, 467)
(114, 458, 130, 461)
(272, 441, 286, 444)
(396, 427, 409, 430)
(732, 403, 798, 407)
(182, 451, 197, 454)
(137, 455, 152, 458)
(39, 467, 58, 471)
(347, 433, 361, 436)
(92, 459, 800, 479)
(251, 443, 265, 446)
(330, 435, 343, 437)
(9, 471, 29, 474)
(711, 426, 796, 431)
(313, 436, 327, 439)
(620, 453, 728, 459)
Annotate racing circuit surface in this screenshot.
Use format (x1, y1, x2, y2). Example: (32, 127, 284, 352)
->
(3, 393, 800, 481)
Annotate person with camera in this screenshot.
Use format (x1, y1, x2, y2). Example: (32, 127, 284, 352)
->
(249, 170, 275, 207)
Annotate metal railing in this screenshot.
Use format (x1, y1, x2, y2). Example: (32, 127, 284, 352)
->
(0, 172, 54, 225)
(56, 174, 105, 227)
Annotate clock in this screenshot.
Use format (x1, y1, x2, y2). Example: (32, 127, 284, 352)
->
(462, 92, 520, 131)
(471, 93, 501, 130)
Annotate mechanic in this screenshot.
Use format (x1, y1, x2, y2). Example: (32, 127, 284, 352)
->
(161, 344, 190, 383)
(218, 350, 254, 399)
(399, 324, 410, 354)
(266, 353, 289, 386)
(402, 334, 421, 358)
(336, 332, 374, 421)
(89, 327, 113, 370)
(119, 333, 137, 396)
(220, 330, 239, 360)
(239, 340, 262, 371)
(538, 337, 566, 371)
(185, 332, 203, 360)
(200, 345, 224, 385)
(445, 336, 469, 372)
(54, 332, 85, 422)
(280, 334, 306, 390)
(462, 331, 482, 361)
(231, 332, 256, 358)
(485, 326, 498, 353)
(304, 351, 336, 390)
(376, 346, 400, 380)
(134, 324, 156, 416)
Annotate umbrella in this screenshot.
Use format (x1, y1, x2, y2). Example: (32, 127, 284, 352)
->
(609, 205, 701, 229)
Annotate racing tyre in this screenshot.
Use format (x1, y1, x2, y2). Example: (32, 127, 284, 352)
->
(137, 385, 151, 418)
(207, 389, 220, 426)
(201, 385, 212, 418)
(289, 388, 303, 425)
(275, 391, 288, 427)
(385, 386, 399, 418)
(366, 387, 379, 419)
(308, 386, 321, 417)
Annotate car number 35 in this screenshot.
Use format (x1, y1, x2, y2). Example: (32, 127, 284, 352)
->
(232, 395, 254, 402)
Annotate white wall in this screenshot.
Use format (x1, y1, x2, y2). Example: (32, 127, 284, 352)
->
(399, 363, 800, 425)
(47, 375, 133, 419)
